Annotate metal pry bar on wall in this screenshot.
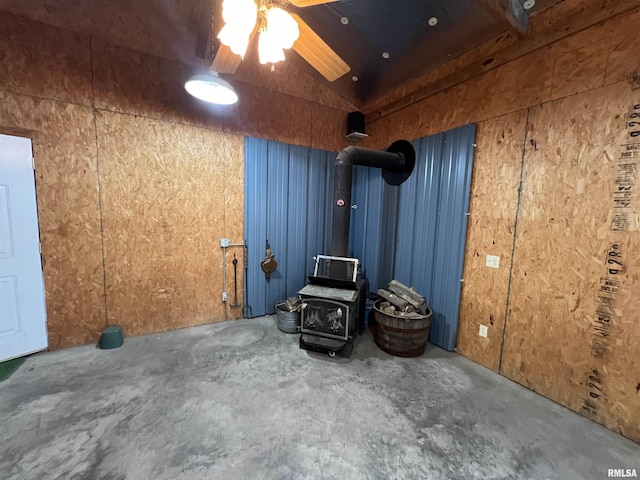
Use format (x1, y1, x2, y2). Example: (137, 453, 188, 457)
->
(220, 238, 244, 306)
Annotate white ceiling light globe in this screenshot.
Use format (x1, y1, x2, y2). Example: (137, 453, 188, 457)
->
(266, 7, 300, 50)
(184, 74, 238, 105)
(218, 0, 257, 57)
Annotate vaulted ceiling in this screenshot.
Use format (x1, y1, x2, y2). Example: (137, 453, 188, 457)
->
(0, 0, 617, 108)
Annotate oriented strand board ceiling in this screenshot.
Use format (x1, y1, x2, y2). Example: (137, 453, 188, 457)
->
(0, 0, 565, 106)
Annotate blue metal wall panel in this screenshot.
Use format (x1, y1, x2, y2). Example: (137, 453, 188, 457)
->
(286, 145, 310, 298)
(363, 170, 385, 290)
(306, 149, 331, 276)
(393, 147, 420, 284)
(378, 179, 400, 288)
(410, 133, 446, 344)
(349, 166, 371, 282)
(264, 142, 289, 314)
(349, 166, 400, 292)
(395, 133, 445, 298)
(244, 137, 269, 317)
(429, 125, 476, 349)
(390, 125, 475, 351)
(323, 152, 335, 252)
(244, 138, 334, 317)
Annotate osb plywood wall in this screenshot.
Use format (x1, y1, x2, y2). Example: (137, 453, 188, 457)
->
(0, 11, 347, 348)
(362, 6, 640, 441)
(502, 82, 640, 441)
(456, 111, 527, 372)
(97, 112, 245, 337)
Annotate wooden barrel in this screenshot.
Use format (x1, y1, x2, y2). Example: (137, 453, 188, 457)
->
(372, 300, 432, 357)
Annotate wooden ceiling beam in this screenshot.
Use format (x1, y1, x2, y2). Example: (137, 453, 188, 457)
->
(476, 0, 529, 37)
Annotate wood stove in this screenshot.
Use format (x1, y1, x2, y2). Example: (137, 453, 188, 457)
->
(298, 139, 415, 359)
(299, 256, 366, 358)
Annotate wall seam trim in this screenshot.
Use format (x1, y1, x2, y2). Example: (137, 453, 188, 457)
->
(498, 108, 530, 373)
(90, 36, 110, 329)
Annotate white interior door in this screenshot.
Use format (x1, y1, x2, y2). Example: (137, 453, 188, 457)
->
(0, 134, 47, 362)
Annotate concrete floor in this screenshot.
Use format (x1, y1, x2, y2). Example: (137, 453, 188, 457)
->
(0, 317, 638, 480)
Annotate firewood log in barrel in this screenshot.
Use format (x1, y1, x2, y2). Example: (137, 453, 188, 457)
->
(388, 279, 428, 314)
(376, 289, 410, 311)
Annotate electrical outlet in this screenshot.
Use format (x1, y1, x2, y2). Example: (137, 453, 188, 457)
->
(486, 255, 500, 269)
(479, 324, 488, 337)
(222, 291, 228, 302)
(220, 238, 230, 248)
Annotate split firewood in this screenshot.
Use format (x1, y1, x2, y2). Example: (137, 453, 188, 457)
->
(388, 279, 426, 308)
(285, 297, 301, 312)
(376, 289, 410, 311)
(388, 279, 428, 314)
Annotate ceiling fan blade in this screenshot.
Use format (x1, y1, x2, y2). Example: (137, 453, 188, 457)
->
(211, 44, 242, 74)
(289, 0, 337, 6)
(291, 13, 350, 82)
(210, 25, 259, 74)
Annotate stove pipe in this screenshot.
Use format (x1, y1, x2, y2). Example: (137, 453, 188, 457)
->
(330, 140, 416, 257)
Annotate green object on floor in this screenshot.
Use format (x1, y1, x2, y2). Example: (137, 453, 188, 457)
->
(0, 357, 27, 382)
(100, 326, 124, 349)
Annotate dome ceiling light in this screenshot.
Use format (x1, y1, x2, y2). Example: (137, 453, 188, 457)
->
(184, 73, 238, 105)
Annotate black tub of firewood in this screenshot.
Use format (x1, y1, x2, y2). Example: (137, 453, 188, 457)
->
(372, 299, 432, 357)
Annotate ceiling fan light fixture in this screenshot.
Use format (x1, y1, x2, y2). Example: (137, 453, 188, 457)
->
(258, 7, 300, 65)
(258, 30, 285, 64)
(218, 0, 258, 57)
(266, 7, 300, 49)
(219, 24, 251, 57)
(185, 73, 238, 105)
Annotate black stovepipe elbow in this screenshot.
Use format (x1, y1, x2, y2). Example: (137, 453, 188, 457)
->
(330, 140, 416, 257)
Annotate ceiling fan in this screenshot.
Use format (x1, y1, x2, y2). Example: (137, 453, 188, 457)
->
(210, 0, 351, 82)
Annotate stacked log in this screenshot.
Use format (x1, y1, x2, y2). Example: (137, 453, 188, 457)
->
(284, 297, 301, 312)
(376, 279, 428, 317)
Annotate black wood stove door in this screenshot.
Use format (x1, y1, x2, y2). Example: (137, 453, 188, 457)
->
(301, 298, 350, 341)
